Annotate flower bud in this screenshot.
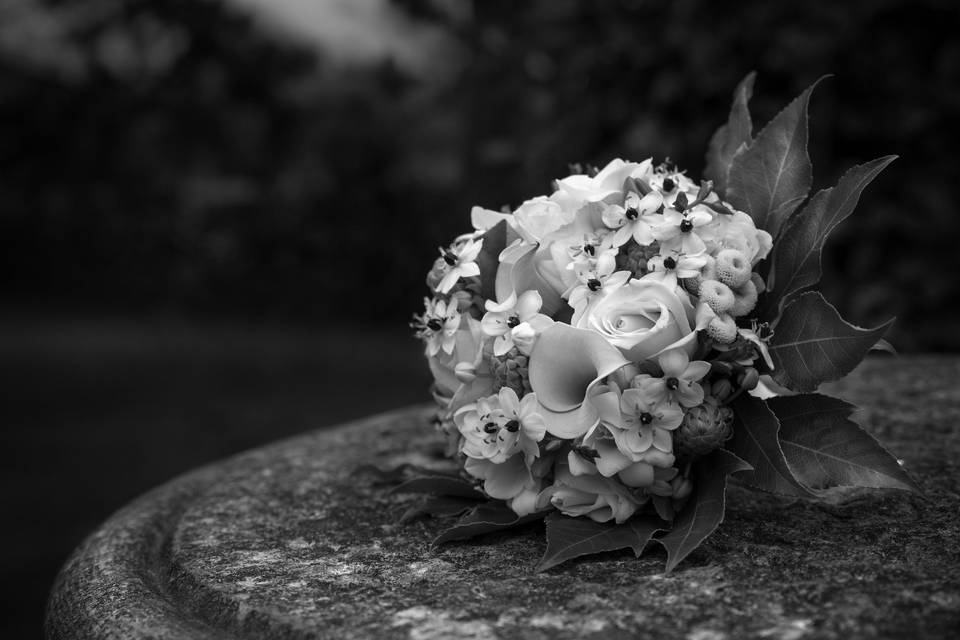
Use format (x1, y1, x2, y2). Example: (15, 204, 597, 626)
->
(738, 367, 760, 391)
(715, 249, 751, 288)
(730, 279, 759, 317)
(675, 403, 735, 456)
(711, 377, 734, 401)
(618, 461, 655, 488)
(670, 476, 693, 500)
(699, 279, 735, 314)
(706, 313, 738, 344)
(454, 362, 477, 383)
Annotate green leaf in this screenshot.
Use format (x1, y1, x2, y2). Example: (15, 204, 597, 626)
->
(433, 502, 548, 544)
(399, 495, 480, 524)
(769, 394, 920, 493)
(536, 513, 663, 572)
(353, 463, 461, 485)
(657, 449, 751, 572)
(727, 77, 828, 239)
(770, 292, 894, 392)
(704, 72, 756, 195)
(389, 475, 485, 499)
(727, 395, 814, 496)
(761, 156, 897, 320)
(475, 220, 508, 301)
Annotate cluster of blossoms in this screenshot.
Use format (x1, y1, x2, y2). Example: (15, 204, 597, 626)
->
(412, 158, 777, 523)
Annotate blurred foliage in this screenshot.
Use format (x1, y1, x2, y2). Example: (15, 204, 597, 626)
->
(1, 0, 958, 349)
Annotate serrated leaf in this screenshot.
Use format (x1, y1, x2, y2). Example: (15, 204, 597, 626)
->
(727, 77, 828, 239)
(433, 502, 548, 544)
(761, 156, 897, 320)
(704, 72, 756, 194)
(389, 475, 485, 499)
(475, 220, 508, 301)
(399, 495, 480, 524)
(657, 449, 751, 572)
(536, 513, 663, 572)
(727, 395, 814, 496)
(769, 394, 920, 493)
(770, 292, 894, 392)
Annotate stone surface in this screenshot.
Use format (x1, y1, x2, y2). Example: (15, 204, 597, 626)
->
(47, 356, 960, 639)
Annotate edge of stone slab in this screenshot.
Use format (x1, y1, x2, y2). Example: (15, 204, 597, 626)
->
(44, 404, 434, 640)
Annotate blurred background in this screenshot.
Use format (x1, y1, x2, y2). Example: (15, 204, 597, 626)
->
(2, 0, 958, 635)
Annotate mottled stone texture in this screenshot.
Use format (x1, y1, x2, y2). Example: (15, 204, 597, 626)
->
(47, 357, 960, 639)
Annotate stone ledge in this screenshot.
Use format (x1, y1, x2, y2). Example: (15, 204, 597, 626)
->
(46, 357, 960, 639)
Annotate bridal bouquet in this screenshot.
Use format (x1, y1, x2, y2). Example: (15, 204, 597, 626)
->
(402, 74, 918, 571)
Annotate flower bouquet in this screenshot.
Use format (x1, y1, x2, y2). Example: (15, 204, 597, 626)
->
(402, 74, 918, 571)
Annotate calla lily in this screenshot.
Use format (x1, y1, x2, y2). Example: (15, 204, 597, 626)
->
(528, 323, 630, 438)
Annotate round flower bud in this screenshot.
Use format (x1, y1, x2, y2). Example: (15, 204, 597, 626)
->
(699, 279, 735, 314)
(675, 403, 735, 456)
(454, 362, 477, 383)
(670, 476, 693, 500)
(706, 313, 738, 344)
(711, 377, 734, 401)
(715, 249, 752, 288)
(618, 461, 655, 488)
(730, 279, 759, 317)
(737, 367, 760, 391)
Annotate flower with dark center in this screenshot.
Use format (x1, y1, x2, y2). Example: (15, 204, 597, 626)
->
(504, 419, 520, 433)
(663, 256, 677, 270)
(587, 278, 602, 292)
(584, 244, 596, 256)
(680, 219, 694, 233)
(483, 422, 499, 434)
(506, 315, 521, 329)
(666, 377, 680, 390)
(625, 208, 639, 221)
(662, 178, 675, 192)
(442, 251, 458, 266)
(639, 412, 654, 425)
(426, 318, 443, 332)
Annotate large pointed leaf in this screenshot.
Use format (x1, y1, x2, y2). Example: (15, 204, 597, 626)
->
(400, 495, 480, 524)
(353, 462, 461, 485)
(761, 156, 897, 320)
(389, 475, 485, 499)
(657, 449, 751, 572)
(769, 394, 920, 493)
(704, 72, 756, 195)
(475, 220, 508, 301)
(727, 77, 827, 239)
(536, 513, 663, 572)
(433, 502, 548, 544)
(770, 292, 894, 392)
(727, 395, 814, 496)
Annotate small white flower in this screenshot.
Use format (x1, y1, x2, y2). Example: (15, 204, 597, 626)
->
(653, 207, 712, 255)
(435, 238, 483, 294)
(411, 297, 461, 356)
(601, 190, 663, 247)
(456, 388, 547, 465)
(480, 290, 554, 356)
(565, 252, 632, 324)
(644, 249, 707, 289)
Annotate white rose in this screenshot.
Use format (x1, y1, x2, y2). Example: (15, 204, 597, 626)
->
(513, 196, 572, 243)
(576, 279, 700, 362)
(537, 463, 641, 524)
